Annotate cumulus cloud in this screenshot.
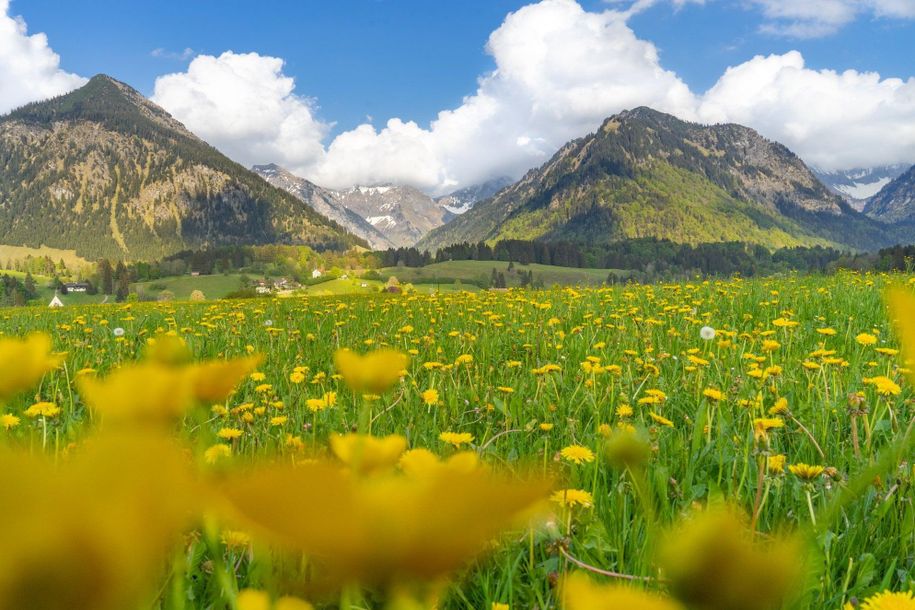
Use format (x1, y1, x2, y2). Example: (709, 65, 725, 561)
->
(150, 0, 915, 192)
(751, 0, 915, 37)
(0, 0, 86, 114)
(152, 51, 330, 174)
(155, 0, 695, 193)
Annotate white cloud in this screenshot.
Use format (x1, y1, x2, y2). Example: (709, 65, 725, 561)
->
(150, 0, 915, 192)
(0, 0, 85, 114)
(698, 51, 915, 170)
(155, 0, 695, 193)
(152, 51, 330, 174)
(151, 47, 195, 61)
(751, 0, 915, 37)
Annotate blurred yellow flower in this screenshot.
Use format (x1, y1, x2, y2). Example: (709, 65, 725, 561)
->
(856, 332, 878, 346)
(334, 348, 408, 394)
(218, 460, 548, 585)
(886, 287, 915, 384)
(0, 333, 62, 401)
(330, 433, 407, 474)
(0, 413, 19, 430)
(562, 572, 683, 610)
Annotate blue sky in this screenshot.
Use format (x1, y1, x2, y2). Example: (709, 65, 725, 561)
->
(4, 0, 915, 193)
(15, 0, 915, 134)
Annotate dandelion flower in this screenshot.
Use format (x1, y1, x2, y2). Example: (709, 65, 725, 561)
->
(863, 376, 902, 396)
(551, 488, 594, 509)
(334, 348, 408, 394)
(857, 590, 915, 610)
(1, 413, 20, 430)
(703, 388, 725, 401)
(204, 443, 232, 464)
(24, 401, 60, 418)
(560, 445, 595, 465)
(439, 431, 474, 447)
(788, 463, 824, 481)
(422, 388, 440, 406)
(563, 572, 684, 610)
(700, 326, 716, 341)
(217, 427, 244, 440)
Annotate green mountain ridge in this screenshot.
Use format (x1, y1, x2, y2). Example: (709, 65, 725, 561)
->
(419, 107, 913, 252)
(0, 75, 363, 260)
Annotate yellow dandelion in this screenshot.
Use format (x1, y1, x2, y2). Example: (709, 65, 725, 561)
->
(560, 445, 595, 465)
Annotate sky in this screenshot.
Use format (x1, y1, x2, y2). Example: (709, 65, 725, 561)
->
(3, 0, 915, 195)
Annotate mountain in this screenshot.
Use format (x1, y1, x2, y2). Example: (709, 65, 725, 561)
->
(419, 107, 909, 253)
(0, 75, 362, 260)
(864, 164, 915, 223)
(251, 164, 394, 250)
(435, 176, 513, 216)
(331, 185, 450, 248)
(812, 165, 908, 211)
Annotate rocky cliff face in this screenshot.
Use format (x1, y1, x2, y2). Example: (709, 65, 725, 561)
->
(330, 185, 451, 248)
(865, 164, 915, 224)
(0, 75, 361, 260)
(252, 164, 394, 250)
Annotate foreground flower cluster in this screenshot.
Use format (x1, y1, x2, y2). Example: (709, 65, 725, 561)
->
(0, 272, 912, 608)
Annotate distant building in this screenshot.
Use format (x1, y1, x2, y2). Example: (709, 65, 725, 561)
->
(48, 294, 64, 308)
(63, 282, 89, 293)
(254, 280, 272, 295)
(311, 269, 323, 279)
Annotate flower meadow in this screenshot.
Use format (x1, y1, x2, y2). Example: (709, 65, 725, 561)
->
(1, 272, 914, 610)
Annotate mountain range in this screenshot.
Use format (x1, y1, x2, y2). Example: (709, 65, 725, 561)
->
(253, 166, 508, 249)
(0, 75, 362, 260)
(865, 165, 915, 223)
(2, 75, 915, 262)
(419, 107, 915, 253)
(813, 165, 909, 211)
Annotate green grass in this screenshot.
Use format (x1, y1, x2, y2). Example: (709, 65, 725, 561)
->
(379, 260, 626, 287)
(132, 274, 260, 300)
(0, 272, 913, 609)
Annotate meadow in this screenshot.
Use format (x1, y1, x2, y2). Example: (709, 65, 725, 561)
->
(0, 271, 914, 610)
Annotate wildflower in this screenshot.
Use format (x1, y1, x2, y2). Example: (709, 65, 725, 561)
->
(769, 397, 789, 414)
(204, 443, 232, 464)
(703, 388, 725, 401)
(700, 326, 716, 341)
(767, 454, 786, 474)
(816, 328, 836, 336)
(439, 431, 474, 447)
(455, 354, 474, 365)
(270, 416, 288, 426)
(539, 423, 554, 431)
(334, 348, 408, 394)
(289, 371, 305, 384)
(1, 413, 20, 430)
(788, 463, 824, 481)
(649, 412, 674, 427)
(0, 333, 62, 401)
(761, 339, 781, 352)
(421, 388, 440, 406)
(863, 376, 902, 396)
(330, 433, 407, 474)
(112, 327, 125, 337)
(856, 332, 878, 346)
(616, 404, 634, 418)
(560, 445, 595, 465)
(753, 417, 784, 442)
(24, 401, 60, 418)
(562, 572, 684, 610)
(854, 590, 915, 610)
(551, 488, 594, 509)
(217, 427, 244, 440)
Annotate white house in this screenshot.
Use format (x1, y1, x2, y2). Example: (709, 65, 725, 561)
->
(311, 269, 323, 279)
(48, 294, 64, 308)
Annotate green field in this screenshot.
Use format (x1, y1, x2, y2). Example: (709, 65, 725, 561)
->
(133, 274, 262, 300)
(301, 277, 479, 296)
(379, 260, 627, 287)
